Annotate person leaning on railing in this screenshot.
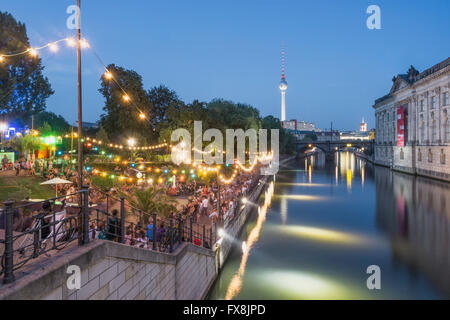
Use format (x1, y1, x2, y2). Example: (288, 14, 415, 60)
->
(105, 209, 120, 241)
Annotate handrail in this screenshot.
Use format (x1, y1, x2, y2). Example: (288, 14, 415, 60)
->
(1, 173, 262, 283)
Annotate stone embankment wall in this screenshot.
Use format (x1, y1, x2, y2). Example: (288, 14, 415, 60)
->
(0, 240, 216, 300)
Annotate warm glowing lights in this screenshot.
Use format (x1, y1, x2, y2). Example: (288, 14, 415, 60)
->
(270, 225, 367, 246)
(0, 55, 4, 63)
(66, 38, 76, 47)
(277, 194, 324, 201)
(80, 39, 90, 49)
(104, 71, 113, 80)
(224, 181, 274, 300)
(260, 271, 356, 300)
(127, 138, 136, 147)
(29, 48, 38, 57)
(139, 113, 146, 120)
(123, 94, 130, 102)
(49, 43, 59, 53)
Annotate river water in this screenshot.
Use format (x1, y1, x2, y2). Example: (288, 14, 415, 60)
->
(208, 152, 450, 300)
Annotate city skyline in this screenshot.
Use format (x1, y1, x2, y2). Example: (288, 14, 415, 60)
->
(2, 0, 450, 131)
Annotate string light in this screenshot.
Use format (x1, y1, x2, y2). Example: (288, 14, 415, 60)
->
(29, 48, 38, 57)
(80, 39, 90, 49)
(49, 43, 59, 53)
(66, 38, 76, 47)
(123, 94, 130, 102)
(127, 138, 136, 147)
(0, 56, 4, 62)
(104, 71, 113, 80)
(139, 113, 146, 120)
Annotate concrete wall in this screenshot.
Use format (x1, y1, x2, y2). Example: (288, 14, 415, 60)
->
(0, 240, 217, 300)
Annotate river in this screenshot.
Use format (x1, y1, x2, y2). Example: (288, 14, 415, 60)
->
(208, 152, 450, 300)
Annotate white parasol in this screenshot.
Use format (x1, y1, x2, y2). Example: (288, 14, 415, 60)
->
(40, 178, 73, 197)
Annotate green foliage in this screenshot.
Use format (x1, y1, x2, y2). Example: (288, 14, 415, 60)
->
(0, 11, 54, 125)
(33, 111, 70, 134)
(119, 187, 177, 219)
(6, 134, 40, 158)
(90, 176, 118, 192)
(97, 64, 294, 156)
(39, 121, 52, 136)
(99, 64, 155, 144)
(262, 115, 296, 155)
(206, 99, 262, 133)
(95, 125, 110, 144)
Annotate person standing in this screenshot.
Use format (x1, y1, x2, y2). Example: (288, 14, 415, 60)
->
(201, 196, 209, 217)
(14, 160, 20, 176)
(1, 155, 8, 171)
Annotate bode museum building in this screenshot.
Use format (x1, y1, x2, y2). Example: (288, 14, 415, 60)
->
(373, 57, 450, 182)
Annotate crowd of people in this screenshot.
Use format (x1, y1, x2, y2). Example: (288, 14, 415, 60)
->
(1, 154, 262, 257)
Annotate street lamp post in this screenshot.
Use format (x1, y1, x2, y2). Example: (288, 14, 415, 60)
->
(76, 0, 83, 190)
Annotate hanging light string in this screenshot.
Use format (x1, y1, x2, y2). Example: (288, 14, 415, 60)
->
(63, 133, 168, 151)
(89, 47, 151, 123)
(0, 37, 86, 59)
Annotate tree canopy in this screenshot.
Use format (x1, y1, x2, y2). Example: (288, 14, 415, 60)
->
(0, 11, 53, 125)
(99, 64, 155, 145)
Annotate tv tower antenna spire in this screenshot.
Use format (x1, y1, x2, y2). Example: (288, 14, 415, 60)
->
(279, 44, 288, 122)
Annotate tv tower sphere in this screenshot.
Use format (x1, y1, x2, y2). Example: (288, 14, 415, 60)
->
(279, 79, 288, 91)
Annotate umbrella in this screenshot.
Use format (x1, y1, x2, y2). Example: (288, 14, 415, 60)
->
(41, 178, 73, 197)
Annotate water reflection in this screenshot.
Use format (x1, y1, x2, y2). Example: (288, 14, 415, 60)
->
(209, 152, 450, 299)
(224, 181, 275, 300)
(375, 168, 450, 297)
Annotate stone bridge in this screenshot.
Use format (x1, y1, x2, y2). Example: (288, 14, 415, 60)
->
(296, 140, 374, 158)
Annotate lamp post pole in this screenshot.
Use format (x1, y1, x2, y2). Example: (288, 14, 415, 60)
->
(76, 0, 83, 190)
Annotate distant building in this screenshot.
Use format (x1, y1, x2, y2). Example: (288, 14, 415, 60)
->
(340, 131, 372, 141)
(282, 119, 297, 131)
(360, 118, 368, 132)
(282, 119, 321, 132)
(316, 131, 340, 142)
(373, 57, 450, 181)
(74, 121, 99, 130)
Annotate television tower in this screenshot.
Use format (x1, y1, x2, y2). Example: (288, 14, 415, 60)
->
(279, 46, 288, 122)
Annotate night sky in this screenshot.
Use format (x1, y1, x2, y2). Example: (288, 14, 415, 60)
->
(2, 0, 450, 130)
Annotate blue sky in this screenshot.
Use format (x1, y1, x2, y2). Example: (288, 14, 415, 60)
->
(2, 0, 450, 131)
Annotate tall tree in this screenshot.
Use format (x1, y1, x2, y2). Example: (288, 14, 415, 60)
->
(0, 11, 53, 125)
(206, 99, 262, 133)
(99, 64, 155, 144)
(262, 115, 296, 155)
(147, 85, 185, 137)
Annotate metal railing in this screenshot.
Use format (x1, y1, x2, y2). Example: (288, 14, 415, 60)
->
(0, 175, 263, 284)
(0, 191, 85, 284)
(0, 187, 216, 284)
